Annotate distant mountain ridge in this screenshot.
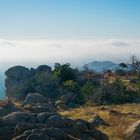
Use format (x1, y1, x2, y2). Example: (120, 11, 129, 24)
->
(85, 61, 119, 72)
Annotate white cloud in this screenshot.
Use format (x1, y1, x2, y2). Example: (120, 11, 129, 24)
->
(0, 39, 140, 68)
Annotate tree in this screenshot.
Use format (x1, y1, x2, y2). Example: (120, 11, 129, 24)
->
(130, 55, 138, 75)
(63, 80, 79, 92)
(53, 63, 76, 83)
(119, 63, 128, 70)
(80, 81, 94, 97)
(135, 61, 140, 78)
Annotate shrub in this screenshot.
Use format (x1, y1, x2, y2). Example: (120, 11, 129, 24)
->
(63, 80, 79, 92)
(80, 81, 95, 104)
(101, 78, 137, 104)
(53, 63, 76, 83)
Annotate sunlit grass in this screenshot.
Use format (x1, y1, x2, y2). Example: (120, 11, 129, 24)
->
(59, 104, 140, 140)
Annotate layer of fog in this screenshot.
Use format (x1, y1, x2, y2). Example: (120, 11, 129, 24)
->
(0, 38, 140, 69)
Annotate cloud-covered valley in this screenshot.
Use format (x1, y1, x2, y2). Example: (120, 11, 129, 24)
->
(0, 39, 140, 68)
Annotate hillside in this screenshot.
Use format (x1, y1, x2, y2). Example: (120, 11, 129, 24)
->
(85, 61, 118, 72)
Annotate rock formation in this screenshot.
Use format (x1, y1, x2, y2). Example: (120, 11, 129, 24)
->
(5, 65, 57, 101)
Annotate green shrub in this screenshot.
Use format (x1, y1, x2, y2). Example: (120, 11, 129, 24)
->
(63, 80, 79, 92)
(80, 81, 94, 97)
(53, 63, 76, 83)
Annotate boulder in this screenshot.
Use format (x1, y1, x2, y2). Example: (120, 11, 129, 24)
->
(62, 117, 75, 127)
(5, 66, 30, 80)
(123, 120, 140, 140)
(25, 102, 56, 113)
(0, 126, 15, 140)
(0, 107, 9, 117)
(46, 128, 67, 139)
(36, 65, 52, 73)
(88, 113, 109, 126)
(12, 134, 28, 140)
(24, 93, 47, 105)
(74, 119, 89, 132)
(62, 127, 81, 139)
(60, 92, 76, 104)
(37, 112, 56, 123)
(5, 78, 28, 100)
(14, 123, 47, 138)
(26, 133, 50, 140)
(46, 115, 66, 128)
(5, 66, 30, 100)
(2, 112, 32, 126)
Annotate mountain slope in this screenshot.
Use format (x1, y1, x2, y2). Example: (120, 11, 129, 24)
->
(85, 61, 118, 72)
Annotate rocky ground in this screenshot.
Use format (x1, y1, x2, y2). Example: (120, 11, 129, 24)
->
(1, 99, 140, 140)
(0, 99, 109, 140)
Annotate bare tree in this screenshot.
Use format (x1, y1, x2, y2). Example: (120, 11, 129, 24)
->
(130, 55, 138, 75)
(136, 60, 140, 78)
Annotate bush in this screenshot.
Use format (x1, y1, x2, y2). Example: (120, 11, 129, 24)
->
(63, 80, 79, 92)
(101, 78, 138, 104)
(53, 63, 76, 83)
(80, 81, 94, 97)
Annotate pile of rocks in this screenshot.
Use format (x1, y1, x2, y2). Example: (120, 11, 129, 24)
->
(0, 108, 109, 140)
(12, 114, 108, 140)
(0, 97, 109, 140)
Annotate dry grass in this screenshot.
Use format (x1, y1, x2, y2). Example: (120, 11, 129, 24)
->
(101, 115, 134, 140)
(59, 104, 140, 140)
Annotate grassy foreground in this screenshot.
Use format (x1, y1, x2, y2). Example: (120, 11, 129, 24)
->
(59, 104, 140, 140)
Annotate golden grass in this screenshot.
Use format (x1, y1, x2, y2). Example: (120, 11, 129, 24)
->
(59, 104, 140, 140)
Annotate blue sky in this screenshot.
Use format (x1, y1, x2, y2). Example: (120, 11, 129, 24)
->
(0, 0, 139, 39)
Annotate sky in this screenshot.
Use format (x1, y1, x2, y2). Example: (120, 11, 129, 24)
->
(0, 0, 140, 39)
(0, 0, 139, 68)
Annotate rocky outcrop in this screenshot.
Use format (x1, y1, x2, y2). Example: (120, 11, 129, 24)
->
(5, 65, 81, 108)
(12, 115, 109, 140)
(0, 104, 109, 140)
(60, 92, 76, 105)
(5, 66, 30, 100)
(123, 120, 140, 140)
(5, 65, 57, 101)
(5, 66, 30, 80)
(24, 93, 47, 105)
